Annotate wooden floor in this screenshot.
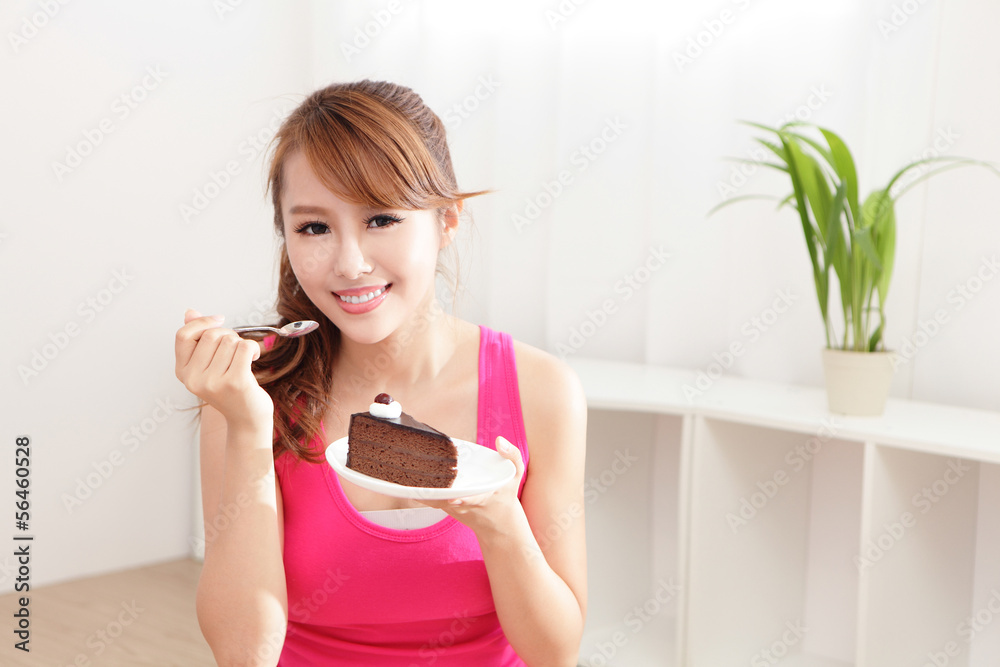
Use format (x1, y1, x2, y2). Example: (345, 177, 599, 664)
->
(0, 558, 215, 666)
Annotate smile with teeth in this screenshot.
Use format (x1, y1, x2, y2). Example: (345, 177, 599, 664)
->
(338, 285, 388, 304)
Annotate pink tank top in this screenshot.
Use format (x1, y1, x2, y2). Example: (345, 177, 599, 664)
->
(275, 325, 529, 665)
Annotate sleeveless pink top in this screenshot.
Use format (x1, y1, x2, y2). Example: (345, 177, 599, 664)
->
(275, 325, 529, 665)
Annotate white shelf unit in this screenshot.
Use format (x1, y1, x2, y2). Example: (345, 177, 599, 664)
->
(569, 358, 1000, 667)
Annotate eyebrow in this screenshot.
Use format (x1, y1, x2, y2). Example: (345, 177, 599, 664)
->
(288, 205, 330, 215)
(288, 204, 385, 216)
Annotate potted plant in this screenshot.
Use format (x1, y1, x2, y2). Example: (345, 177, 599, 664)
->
(712, 121, 997, 416)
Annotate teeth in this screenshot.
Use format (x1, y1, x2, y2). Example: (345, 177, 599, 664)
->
(340, 286, 386, 304)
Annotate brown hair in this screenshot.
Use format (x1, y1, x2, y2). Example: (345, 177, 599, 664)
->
(253, 80, 487, 462)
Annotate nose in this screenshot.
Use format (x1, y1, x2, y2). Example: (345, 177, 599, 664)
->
(332, 233, 372, 279)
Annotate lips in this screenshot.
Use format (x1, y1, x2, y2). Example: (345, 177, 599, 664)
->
(333, 284, 391, 314)
(335, 284, 389, 304)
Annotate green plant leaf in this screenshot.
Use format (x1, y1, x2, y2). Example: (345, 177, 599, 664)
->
(868, 320, 883, 352)
(850, 228, 884, 351)
(824, 181, 847, 275)
(740, 120, 782, 135)
(818, 127, 860, 226)
(792, 148, 834, 248)
(863, 189, 896, 304)
(723, 157, 789, 172)
(853, 228, 882, 271)
(785, 131, 834, 167)
(779, 132, 830, 341)
(777, 193, 795, 210)
(707, 194, 782, 217)
(886, 158, 1000, 201)
(753, 137, 788, 164)
(711, 120, 1000, 354)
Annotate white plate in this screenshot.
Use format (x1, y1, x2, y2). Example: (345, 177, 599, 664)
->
(326, 436, 516, 500)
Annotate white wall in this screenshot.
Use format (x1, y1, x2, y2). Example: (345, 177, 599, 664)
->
(0, 0, 312, 588)
(1, 0, 996, 589)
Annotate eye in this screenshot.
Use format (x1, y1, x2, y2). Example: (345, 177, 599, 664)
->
(294, 221, 329, 235)
(366, 213, 404, 229)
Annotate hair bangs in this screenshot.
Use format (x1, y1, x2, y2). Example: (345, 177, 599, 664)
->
(295, 94, 455, 211)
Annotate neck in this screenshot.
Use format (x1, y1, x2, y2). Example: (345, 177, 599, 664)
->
(334, 297, 459, 391)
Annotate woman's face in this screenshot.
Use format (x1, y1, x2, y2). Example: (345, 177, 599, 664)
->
(280, 150, 453, 345)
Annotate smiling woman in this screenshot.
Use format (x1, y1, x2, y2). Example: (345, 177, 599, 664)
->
(259, 80, 491, 462)
(173, 79, 589, 667)
(279, 150, 446, 343)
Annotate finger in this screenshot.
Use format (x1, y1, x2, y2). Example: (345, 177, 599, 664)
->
(206, 332, 241, 377)
(496, 436, 524, 476)
(414, 498, 450, 510)
(231, 338, 262, 374)
(174, 312, 226, 372)
(184, 326, 231, 376)
(447, 492, 491, 507)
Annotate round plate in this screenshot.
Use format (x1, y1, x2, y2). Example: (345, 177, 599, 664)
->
(325, 436, 516, 500)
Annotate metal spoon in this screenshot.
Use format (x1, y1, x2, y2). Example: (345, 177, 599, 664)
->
(232, 320, 319, 338)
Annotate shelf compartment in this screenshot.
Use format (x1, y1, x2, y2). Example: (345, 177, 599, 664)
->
(857, 445, 986, 667)
(579, 409, 683, 666)
(683, 416, 862, 665)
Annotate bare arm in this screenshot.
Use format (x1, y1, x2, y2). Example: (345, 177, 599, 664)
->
(424, 345, 588, 666)
(177, 310, 287, 666)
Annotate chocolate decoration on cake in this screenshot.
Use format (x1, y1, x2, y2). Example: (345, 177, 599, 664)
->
(346, 395, 458, 488)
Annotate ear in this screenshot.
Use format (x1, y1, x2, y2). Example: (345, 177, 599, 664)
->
(439, 201, 463, 250)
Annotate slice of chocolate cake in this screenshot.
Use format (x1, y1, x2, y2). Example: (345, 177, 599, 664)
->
(347, 393, 458, 488)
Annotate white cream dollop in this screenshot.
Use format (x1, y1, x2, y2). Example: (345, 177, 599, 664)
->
(369, 400, 402, 419)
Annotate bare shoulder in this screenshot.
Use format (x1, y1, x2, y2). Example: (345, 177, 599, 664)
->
(511, 340, 588, 455)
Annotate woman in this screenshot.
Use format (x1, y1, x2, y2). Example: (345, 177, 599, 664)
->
(175, 79, 587, 666)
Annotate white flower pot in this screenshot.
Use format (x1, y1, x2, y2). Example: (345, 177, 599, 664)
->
(821, 348, 896, 416)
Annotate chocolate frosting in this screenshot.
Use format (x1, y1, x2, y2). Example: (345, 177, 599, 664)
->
(350, 410, 448, 438)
